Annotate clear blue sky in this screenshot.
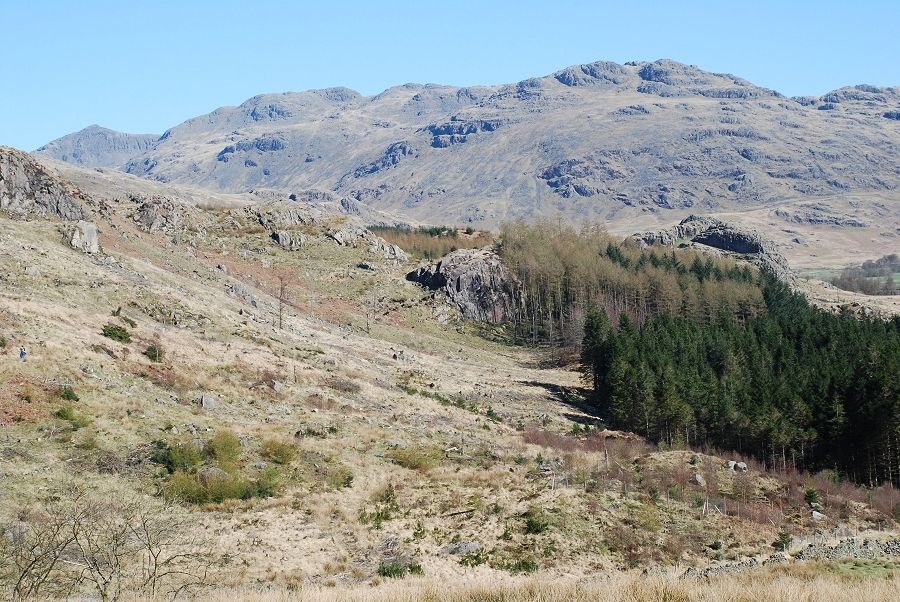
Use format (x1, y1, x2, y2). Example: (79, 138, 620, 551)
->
(2, 0, 898, 151)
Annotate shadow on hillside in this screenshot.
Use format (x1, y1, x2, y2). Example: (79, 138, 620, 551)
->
(519, 380, 603, 425)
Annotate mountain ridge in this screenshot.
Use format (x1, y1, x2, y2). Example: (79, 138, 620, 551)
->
(32, 58, 900, 229)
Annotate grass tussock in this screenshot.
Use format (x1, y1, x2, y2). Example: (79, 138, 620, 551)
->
(129, 567, 900, 602)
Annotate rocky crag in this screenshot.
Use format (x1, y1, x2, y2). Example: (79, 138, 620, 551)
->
(406, 247, 517, 322)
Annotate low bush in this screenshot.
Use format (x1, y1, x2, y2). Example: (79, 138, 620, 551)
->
(164, 466, 283, 505)
(143, 344, 165, 363)
(260, 438, 297, 465)
(151, 440, 203, 474)
(204, 430, 242, 468)
(101, 323, 131, 343)
(377, 560, 423, 578)
(388, 446, 439, 471)
(507, 556, 539, 574)
(58, 385, 79, 402)
(55, 405, 89, 429)
(523, 507, 550, 534)
(326, 464, 354, 490)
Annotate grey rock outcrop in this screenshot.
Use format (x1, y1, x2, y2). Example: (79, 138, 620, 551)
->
(271, 230, 306, 250)
(69, 221, 100, 254)
(133, 197, 184, 233)
(633, 215, 792, 283)
(406, 248, 517, 322)
(327, 225, 368, 246)
(200, 393, 219, 410)
(197, 466, 230, 486)
(1, 146, 87, 220)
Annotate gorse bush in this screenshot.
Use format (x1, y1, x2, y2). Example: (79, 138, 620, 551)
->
(101, 323, 131, 343)
(260, 438, 297, 465)
(164, 466, 283, 504)
(388, 446, 439, 471)
(204, 430, 242, 469)
(143, 344, 165, 362)
(55, 405, 89, 429)
(58, 385, 79, 402)
(151, 440, 203, 474)
(523, 507, 550, 534)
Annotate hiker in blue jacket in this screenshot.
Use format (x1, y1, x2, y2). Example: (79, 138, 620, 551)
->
(19, 346, 26, 361)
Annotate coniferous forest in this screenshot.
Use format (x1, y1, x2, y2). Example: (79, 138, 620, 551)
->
(499, 222, 900, 486)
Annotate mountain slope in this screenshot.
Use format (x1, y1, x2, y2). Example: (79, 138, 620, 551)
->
(35, 124, 159, 168)
(38, 59, 900, 228)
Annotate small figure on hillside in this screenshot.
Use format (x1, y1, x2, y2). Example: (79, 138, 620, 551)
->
(19, 346, 26, 361)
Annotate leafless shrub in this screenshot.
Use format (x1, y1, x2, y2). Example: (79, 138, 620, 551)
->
(0, 491, 212, 601)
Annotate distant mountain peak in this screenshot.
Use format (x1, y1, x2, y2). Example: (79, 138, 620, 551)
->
(35, 125, 159, 169)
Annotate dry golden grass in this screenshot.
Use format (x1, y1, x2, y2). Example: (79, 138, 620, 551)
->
(126, 567, 899, 602)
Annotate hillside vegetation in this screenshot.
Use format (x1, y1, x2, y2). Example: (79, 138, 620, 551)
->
(496, 222, 900, 488)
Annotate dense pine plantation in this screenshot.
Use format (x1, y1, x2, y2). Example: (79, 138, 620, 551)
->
(498, 222, 900, 487)
(581, 274, 900, 486)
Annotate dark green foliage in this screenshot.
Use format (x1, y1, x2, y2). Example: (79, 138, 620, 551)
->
(523, 508, 550, 534)
(58, 386, 79, 402)
(55, 405, 89, 429)
(377, 560, 422, 578)
(776, 528, 793, 551)
(805, 487, 821, 506)
(580, 271, 900, 486)
(151, 440, 203, 473)
(507, 556, 539, 574)
(143, 344, 165, 362)
(101, 323, 131, 343)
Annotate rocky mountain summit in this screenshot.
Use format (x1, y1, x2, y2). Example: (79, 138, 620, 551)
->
(34, 59, 900, 229)
(35, 125, 159, 168)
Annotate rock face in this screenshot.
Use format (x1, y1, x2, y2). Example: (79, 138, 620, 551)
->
(406, 248, 517, 322)
(34, 125, 159, 168)
(0, 146, 86, 220)
(692, 225, 765, 254)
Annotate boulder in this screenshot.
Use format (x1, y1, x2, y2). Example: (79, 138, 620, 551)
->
(735, 462, 748, 472)
(811, 510, 827, 521)
(443, 541, 483, 556)
(406, 248, 517, 322)
(271, 230, 306, 250)
(369, 237, 408, 261)
(327, 225, 367, 246)
(200, 393, 219, 410)
(69, 221, 100, 254)
(693, 473, 707, 487)
(197, 466, 230, 486)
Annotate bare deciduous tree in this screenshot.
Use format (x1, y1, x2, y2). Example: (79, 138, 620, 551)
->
(0, 491, 213, 601)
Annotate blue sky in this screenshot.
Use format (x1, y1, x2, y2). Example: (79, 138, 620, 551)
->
(2, 0, 898, 151)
